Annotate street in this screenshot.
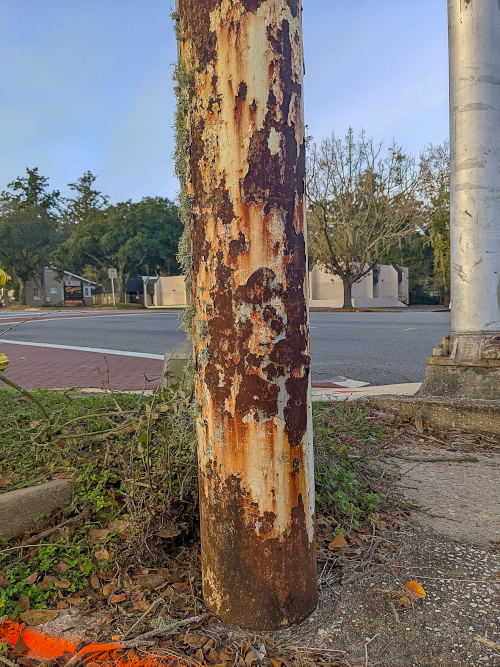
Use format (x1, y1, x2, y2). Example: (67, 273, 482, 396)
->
(0, 308, 451, 387)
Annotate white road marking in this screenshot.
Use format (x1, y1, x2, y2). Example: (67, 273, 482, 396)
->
(0, 339, 165, 359)
(0, 312, 178, 325)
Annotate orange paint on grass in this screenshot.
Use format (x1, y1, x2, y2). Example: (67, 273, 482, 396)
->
(0, 620, 187, 667)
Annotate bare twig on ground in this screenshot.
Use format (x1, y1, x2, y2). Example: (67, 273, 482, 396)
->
(474, 635, 500, 652)
(23, 511, 86, 546)
(120, 613, 210, 648)
(392, 455, 479, 463)
(364, 633, 379, 666)
(121, 598, 163, 640)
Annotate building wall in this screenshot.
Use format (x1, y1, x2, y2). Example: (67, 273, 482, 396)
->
(154, 276, 188, 307)
(309, 264, 409, 308)
(24, 269, 95, 307)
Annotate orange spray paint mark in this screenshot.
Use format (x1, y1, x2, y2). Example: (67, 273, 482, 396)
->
(0, 621, 187, 667)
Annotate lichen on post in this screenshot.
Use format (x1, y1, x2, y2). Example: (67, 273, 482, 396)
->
(173, 0, 317, 629)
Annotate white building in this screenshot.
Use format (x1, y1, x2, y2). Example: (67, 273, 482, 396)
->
(309, 264, 409, 308)
(137, 264, 409, 309)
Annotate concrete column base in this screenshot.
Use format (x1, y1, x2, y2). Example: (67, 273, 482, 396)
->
(418, 331, 500, 400)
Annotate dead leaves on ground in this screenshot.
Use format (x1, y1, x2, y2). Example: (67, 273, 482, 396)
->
(375, 580, 426, 608)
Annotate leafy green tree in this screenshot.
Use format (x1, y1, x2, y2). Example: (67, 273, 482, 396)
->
(306, 128, 423, 308)
(419, 140, 450, 303)
(0, 169, 61, 303)
(59, 171, 109, 234)
(379, 233, 437, 305)
(53, 197, 182, 299)
(0, 167, 60, 212)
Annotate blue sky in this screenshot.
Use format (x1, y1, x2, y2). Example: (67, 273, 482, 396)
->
(0, 0, 449, 204)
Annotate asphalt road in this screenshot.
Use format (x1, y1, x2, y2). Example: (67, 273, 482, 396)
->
(0, 309, 451, 386)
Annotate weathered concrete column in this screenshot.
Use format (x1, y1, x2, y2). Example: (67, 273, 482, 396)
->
(175, 0, 317, 629)
(419, 0, 500, 399)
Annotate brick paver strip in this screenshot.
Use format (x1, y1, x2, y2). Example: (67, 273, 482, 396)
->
(0, 343, 163, 391)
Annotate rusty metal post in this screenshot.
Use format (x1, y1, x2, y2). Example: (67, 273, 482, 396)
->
(175, 0, 317, 630)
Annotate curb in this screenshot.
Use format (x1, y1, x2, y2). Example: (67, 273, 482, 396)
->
(0, 478, 74, 539)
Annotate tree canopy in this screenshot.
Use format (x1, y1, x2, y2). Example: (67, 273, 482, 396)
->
(52, 197, 182, 298)
(0, 169, 61, 303)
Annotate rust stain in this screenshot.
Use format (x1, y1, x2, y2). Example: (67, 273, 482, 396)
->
(177, 0, 316, 629)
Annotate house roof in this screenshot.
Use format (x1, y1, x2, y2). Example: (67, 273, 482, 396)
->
(47, 266, 98, 286)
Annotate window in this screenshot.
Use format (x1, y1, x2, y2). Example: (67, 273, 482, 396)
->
(33, 287, 40, 300)
(83, 286, 93, 298)
(50, 287, 57, 294)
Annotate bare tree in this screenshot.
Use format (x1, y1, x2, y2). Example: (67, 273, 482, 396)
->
(306, 128, 422, 308)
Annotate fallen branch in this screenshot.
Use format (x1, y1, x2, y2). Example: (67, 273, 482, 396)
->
(0, 375, 49, 420)
(120, 613, 210, 648)
(392, 454, 478, 463)
(23, 512, 86, 546)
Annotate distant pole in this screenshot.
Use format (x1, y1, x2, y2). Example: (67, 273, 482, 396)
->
(175, 0, 317, 630)
(419, 0, 500, 398)
(108, 268, 117, 307)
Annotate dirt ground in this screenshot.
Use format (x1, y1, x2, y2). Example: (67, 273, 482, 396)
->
(32, 430, 500, 667)
(262, 435, 500, 666)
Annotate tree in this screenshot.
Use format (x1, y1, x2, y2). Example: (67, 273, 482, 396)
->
(306, 128, 423, 308)
(378, 233, 437, 304)
(0, 206, 60, 304)
(59, 171, 109, 234)
(0, 168, 61, 303)
(419, 140, 450, 303)
(0, 167, 60, 213)
(52, 197, 182, 299)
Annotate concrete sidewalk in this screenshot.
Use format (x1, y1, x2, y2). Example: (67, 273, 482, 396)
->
(311, 382, 421, 402)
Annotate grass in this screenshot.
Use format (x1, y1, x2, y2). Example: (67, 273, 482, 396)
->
(0, 387, 390, 615)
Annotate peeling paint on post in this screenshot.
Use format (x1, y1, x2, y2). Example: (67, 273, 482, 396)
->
(175, 0, 317, 629)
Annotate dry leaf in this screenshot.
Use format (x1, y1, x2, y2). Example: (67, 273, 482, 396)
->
(12, 634, 30, 655)
(54, 580, 71, 589)
(328, 534, 347, 549)
(111, 636, 123, 642)
(172, 581, 188, 590)
(66, 597, 84, 605)
(107, 520, 133, 539)
(56, 562, 69, 574)
(155, 528, 181, 539)
(245, 652, 257, 666)
(195, 649, 204, 663)
(136, 574, 166, 590)
(133, 600, 151, 612)
(102, 582, 118, 598)
(109, 594, 126, 604)
(415, 416, 424, 433)
(95, 548, 109, 561)
(91, 575, 100, 589)
(401, 580, 426, 598)
(20, 609, 60, 625)
(399, 595, 411, 608)
(269, 661, 282, 667)
(56, 602, 69, 610)
(207, 649, 220, 664)
(87, 528, 110, 543)
(25, 572, 38, 585)
(185, 634, 207, 649)
(55, 651, 74, 667)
